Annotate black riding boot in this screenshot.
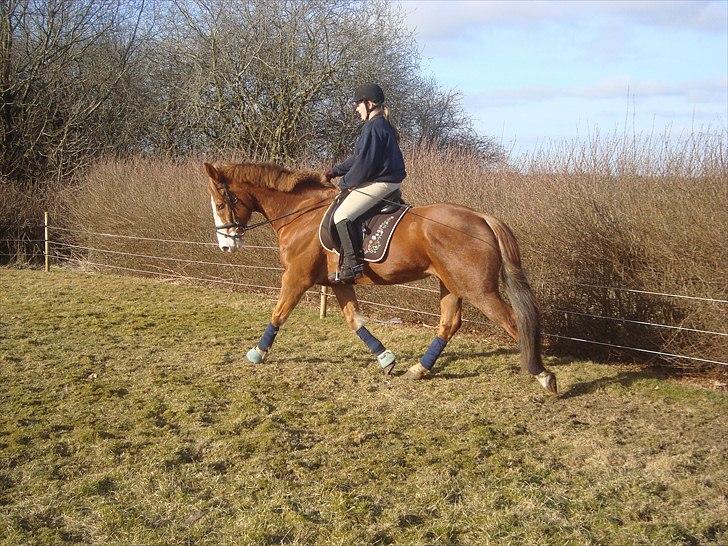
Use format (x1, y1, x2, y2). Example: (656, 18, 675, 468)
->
(329, 220, 363, 284)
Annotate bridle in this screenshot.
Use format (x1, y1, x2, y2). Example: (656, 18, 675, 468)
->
(214, 180, 257, 241)
(214, 179, 331, 241)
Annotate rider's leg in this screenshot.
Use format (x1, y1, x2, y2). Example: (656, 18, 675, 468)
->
(330, 181, 401, 283)
(330, 219, 363, 283)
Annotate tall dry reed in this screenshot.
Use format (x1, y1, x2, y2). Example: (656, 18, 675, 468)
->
(56, 131, 727, 369)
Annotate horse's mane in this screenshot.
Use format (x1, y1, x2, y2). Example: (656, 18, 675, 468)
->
(218, 162, 333, 193)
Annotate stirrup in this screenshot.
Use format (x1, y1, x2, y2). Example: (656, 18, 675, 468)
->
(328, 264, 363, 284)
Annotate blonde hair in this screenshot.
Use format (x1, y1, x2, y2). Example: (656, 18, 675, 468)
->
(380, 106, 400, 143)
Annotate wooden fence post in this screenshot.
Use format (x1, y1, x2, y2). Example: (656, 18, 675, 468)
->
(319, 285, 328, 318)
(44, 211, 50, 272)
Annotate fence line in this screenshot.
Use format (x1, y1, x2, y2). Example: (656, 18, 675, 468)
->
(48, 226, 279, 250)
(550, 308, 728, 337)
(390, 284, 440, 294)
(36, 227, 728, 304)
(356, 298, 496, 328)
(0, 252, 38, 257)
(543, 334, 727, 367)
(53, 241, 285, 271)
(566, 281, 728, 304)
(52, 254, 286, 293)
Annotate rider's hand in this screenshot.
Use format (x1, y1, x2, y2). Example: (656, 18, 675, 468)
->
(323, 169, 335, 183)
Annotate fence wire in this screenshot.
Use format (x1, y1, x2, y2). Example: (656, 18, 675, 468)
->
(42, 226, 728, 304)
(549, 308, 728, 337)
(49, 225, 278, 250)
(566, 281, 728, 304)
(543, 334, 727, 366)
(2, 228, 726, 367)
(49, 253, 728, 368)
(53, 254, 285, 293)
(53, 241, 285, 271)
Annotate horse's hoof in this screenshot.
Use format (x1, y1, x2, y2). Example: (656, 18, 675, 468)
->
(246, 346, 267, 364)
(402, 362, 430, 380)
(535, 370, 558, 394)
(377, 350, 396, 374)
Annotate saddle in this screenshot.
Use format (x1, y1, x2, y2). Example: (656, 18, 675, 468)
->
(318, 189, 410, 263)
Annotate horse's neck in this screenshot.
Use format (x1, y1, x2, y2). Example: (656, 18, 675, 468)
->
(253, 185, 334, 231)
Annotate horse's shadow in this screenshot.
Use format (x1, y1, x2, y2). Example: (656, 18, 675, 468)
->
(389, 347, 519, 380)
(560, 368, 663, 399)
(273, 356, 339, 366)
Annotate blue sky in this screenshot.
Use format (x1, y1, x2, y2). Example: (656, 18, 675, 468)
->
(397, 0, 728, 154)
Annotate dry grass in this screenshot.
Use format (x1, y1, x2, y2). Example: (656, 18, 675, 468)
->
(1, 268, 727, 544)
(56, 131, 728, 370)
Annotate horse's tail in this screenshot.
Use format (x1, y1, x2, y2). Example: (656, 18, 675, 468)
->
(481, 214, 545, 376)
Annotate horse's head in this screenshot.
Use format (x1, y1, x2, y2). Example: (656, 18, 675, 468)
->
(204, 162, 253, 252)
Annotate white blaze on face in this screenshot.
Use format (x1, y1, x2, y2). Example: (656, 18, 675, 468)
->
(211, 197, 242, 251)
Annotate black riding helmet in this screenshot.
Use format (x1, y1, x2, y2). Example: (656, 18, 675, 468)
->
(353, 83, 385, 105)
(353, 83, 385, 119)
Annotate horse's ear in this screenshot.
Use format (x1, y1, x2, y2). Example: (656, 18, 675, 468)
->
(203, 162, 219, 181)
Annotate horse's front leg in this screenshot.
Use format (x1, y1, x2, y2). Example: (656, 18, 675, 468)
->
(331, 285, 396, 374)
(246, 273, 311, 364)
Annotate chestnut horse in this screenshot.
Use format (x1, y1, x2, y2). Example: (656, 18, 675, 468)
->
(204, 161, 556, 394)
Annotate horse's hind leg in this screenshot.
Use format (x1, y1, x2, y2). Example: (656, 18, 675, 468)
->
(469, 290, 551, 377)
(331, 284, 396, 374)
(472, 291, 519, 344)
(403, 282, 462, 380)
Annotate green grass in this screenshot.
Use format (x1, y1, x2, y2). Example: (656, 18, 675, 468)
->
(1, 268, 726, 545)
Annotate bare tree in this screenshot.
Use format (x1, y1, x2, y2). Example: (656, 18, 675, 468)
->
(146, 0, 397, 161)
(1, 0, 501, 188)
(0, 0, 146, 186)
(144, 0, 498, 163)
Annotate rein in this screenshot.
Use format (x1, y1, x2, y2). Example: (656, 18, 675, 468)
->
(215, 181, 331, 240)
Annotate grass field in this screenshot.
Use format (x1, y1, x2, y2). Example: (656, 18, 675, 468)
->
(1, 268, 726, 544)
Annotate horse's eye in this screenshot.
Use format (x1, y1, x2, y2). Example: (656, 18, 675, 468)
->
(216, 203, 225, 211)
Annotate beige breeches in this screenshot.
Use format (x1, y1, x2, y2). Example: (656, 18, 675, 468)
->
(333, 181, 402, 223)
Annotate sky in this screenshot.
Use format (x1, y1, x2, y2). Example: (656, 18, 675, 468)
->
(396, 0, 728, 155)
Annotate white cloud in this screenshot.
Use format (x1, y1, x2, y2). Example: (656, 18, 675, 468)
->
(469, 77, 728, 107)
(397, 1, 727, 40)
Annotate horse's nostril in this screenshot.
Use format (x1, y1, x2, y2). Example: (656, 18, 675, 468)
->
(221, 246, 230, 252)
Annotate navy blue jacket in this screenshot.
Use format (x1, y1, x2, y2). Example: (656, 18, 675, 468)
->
(332, 115, 406, 190)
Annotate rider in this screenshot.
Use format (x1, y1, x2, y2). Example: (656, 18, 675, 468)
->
(324, 83, 406, 284)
